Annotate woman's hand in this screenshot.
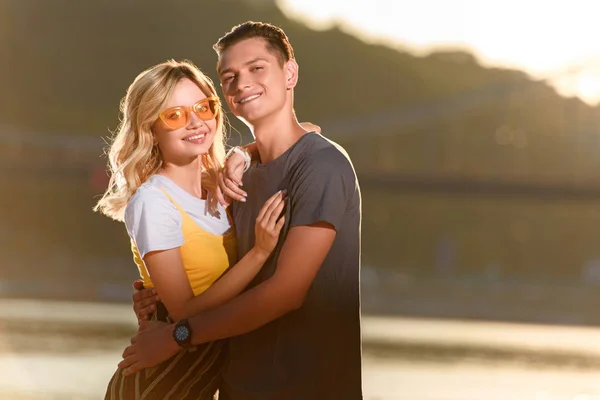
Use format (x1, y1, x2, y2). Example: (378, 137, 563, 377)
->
(253, 190, 287, 256)
(218, 151, 248, 206)
(217, 123, 320, 207)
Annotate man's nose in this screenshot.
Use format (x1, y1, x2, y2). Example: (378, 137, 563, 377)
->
(234, 72, 252, 92)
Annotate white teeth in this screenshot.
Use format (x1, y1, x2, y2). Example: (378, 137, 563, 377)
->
(239, 94, 260, 104)
(184, 133, 206, 141)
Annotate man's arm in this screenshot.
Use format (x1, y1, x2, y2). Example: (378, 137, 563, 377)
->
(118, 222, 336, 374)
(187, 221, 335, 344)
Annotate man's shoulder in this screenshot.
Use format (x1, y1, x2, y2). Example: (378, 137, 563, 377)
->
(293, 133, 354, 171)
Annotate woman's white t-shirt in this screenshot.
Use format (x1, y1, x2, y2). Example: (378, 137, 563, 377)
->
(124, 174, 232, 258)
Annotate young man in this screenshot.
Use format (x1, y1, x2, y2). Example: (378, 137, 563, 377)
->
(120, 21, 363, 400)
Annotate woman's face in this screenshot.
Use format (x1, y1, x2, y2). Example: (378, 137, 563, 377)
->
(152, 78, 218, 164)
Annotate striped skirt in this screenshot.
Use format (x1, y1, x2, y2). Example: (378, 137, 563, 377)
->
(104, 304, 225, 400)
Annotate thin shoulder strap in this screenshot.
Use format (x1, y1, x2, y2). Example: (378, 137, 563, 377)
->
(156, 187, 186, 215)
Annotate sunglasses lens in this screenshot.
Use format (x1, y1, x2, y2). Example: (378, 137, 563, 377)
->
(194, 98, 219, 121)
(161, 108, 188, 129)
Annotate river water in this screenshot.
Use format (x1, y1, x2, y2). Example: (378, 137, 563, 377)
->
(2, 299, 600, 400)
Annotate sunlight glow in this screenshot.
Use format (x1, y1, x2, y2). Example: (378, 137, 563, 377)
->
(278, 0, 600, 104)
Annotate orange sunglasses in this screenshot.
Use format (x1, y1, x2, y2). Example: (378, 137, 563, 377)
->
(157, 96, 220, 130)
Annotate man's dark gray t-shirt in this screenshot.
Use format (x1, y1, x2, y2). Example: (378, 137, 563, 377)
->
(222, 132, 362, 400)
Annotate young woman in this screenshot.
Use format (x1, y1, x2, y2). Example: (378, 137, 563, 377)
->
(95, 59, 285, 400)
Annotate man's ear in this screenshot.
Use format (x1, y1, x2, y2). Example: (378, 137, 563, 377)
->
(285, 59, 299, 90)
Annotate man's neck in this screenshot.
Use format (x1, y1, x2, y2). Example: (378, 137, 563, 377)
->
(159, 157, 204, 199)
(252, 113, 307, 164)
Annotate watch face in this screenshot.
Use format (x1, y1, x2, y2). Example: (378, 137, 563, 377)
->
(174, 325, 189, 342)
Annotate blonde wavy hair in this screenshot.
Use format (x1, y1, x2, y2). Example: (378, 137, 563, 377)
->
(94, 60, 226, 221)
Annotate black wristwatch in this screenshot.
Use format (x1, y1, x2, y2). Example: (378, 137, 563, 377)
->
(173, 318, 193, 349)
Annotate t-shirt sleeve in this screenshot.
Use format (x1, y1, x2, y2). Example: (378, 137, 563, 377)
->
(124, 187, 184, 258)
(288, 147, 357, 231)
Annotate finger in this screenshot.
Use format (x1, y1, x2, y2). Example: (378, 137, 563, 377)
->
(224, 164, 244, 186)
(266, 197, 286, 230)
(137, 306, 156, 325)
(132, 280, 144, 291)
(224, 177, 247, 198)
(262, 192, 285, 226)
(123, 363, 143, 376)
(133, 297, 155, 317)
(232, 175, 243, 187)
(121, 345, 136, 360)
(220, 173, 246, 202)
(222, 184, 246, 202)
(130, 335, 137, 345)
(132, 288, 157, 303)
(233, 163, 246, 186)
(118, 357, 136, 371)
(136, 304, 157, 321)
(275, 215, 286, 232)
(118, 355, 139, 372)
(217, 172, 235, 200)
(215, 186, 230, 208)
(135, 305, 154, 321)
(223, 171, 245, 193)
(134, 294, 160, 310)
(256, 190, 282, 222)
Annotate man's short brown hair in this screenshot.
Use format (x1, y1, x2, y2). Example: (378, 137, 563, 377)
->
(213, 21, 295, 66)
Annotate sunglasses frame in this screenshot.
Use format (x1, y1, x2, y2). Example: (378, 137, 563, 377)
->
(157, 96, 220, 129)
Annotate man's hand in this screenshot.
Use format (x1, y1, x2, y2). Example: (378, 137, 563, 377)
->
(132, 280, 160, 322)
(118, 320, 180, 375)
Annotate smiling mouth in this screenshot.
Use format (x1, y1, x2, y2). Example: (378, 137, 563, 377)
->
(237, 93, 261, 104)
(183, 132, 207, 142)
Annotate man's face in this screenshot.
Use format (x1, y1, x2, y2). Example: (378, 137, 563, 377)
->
(217, 38, 292, 125)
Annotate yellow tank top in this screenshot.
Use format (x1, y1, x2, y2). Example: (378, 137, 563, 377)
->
(130, 188, 237, 296)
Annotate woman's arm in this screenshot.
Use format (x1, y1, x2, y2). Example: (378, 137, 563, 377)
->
(145, 190, 286, 322)
(144, 246, 266, 321)
(219, 122, 321, 204)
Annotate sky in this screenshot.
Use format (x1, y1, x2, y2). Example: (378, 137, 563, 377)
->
(278, 0, 600, 105)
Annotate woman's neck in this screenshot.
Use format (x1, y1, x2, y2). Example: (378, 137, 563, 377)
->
(159, 156, 204, 199)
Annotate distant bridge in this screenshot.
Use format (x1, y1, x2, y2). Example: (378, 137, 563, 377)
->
(3, 153, 600, 200)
